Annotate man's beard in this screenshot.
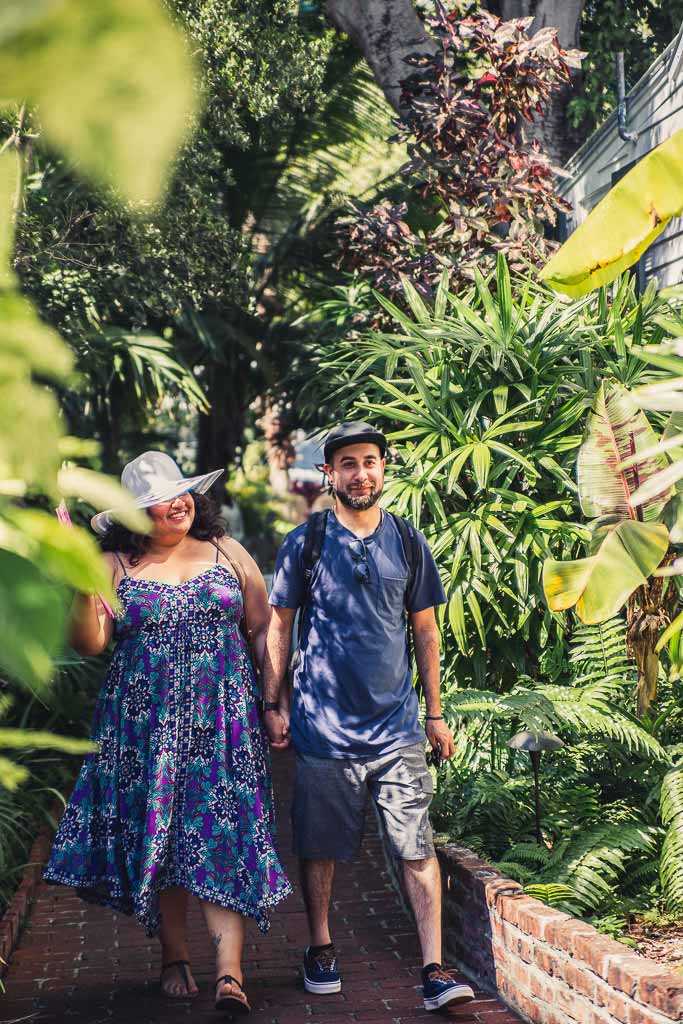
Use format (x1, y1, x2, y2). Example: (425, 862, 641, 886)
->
(335, 485, 382, 511)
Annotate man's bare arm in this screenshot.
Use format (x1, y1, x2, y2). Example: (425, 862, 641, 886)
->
(411, 606, 455, 760)
(262, 606, 296, 749)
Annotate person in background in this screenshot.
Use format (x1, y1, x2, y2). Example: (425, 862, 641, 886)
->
(45, 451, 291, 1015)
(262, 422, 475, 1012)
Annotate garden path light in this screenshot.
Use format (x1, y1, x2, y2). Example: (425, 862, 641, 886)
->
(508, 730, 564, 845)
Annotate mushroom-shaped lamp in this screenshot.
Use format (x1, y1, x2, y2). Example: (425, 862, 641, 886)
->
(508, 730, 564, 844)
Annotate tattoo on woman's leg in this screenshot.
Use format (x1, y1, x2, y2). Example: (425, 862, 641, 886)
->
(211, 932, 222, 950)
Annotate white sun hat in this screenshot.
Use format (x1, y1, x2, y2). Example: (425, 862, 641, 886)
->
(90, 451, 224, 535)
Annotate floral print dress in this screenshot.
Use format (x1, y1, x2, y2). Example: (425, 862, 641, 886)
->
(44, 551, 292, 935)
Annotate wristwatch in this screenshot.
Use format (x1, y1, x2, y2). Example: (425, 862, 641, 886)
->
(261, 700, 280, 714)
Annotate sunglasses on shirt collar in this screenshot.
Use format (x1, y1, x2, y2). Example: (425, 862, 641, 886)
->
(348, 538, 371, 584)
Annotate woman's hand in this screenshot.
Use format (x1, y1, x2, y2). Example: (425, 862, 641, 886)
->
(68, 554, 117, 655)
(264, 709, 290, 750)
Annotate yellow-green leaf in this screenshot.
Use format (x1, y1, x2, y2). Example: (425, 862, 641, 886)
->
(539, 131, 683, 297)
(471, 443, 491, 490)
(0, 149, 19, 288)
(543, 520, 669, 623)
(0, 0, 198, 203)
(0, 755, 28, 791)
(58, 467, 150, 534)
(1, 507, 115, 600)
(0, 550, 67, 687)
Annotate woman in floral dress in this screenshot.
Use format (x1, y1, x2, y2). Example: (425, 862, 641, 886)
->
(45, 452, 291, 1014)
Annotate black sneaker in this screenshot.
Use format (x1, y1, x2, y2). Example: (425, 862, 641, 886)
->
(303, 944, 342, 994)
(422, 963, 474, 1011)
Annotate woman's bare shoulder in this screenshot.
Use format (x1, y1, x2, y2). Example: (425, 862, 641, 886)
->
(214, 536, 258, 574)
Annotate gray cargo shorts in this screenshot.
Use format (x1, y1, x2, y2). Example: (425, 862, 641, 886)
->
(292, 742, 436, 862)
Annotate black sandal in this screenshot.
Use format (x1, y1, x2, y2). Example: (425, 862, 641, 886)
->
(215, 974, 251, 1014)
(160, 959, 197, 999)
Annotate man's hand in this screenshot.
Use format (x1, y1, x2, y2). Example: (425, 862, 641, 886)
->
(264, 709, 291, 750)
(425, 717, 455, 761)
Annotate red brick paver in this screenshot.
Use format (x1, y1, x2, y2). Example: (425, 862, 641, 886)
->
(1, 752, 520, 1024)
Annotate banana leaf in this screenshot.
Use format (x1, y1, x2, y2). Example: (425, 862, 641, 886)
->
(543, 520, 669, 623)
(539, 131, 683, 297)
(577, 381, 670, 522)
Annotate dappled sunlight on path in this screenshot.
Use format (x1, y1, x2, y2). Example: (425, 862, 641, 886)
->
(1, 752, 520, 1023)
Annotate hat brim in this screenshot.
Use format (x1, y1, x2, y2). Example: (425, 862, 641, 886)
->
(90, 467, 224, 535)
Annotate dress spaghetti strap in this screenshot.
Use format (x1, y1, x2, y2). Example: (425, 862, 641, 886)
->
(114, 552, 128, 576)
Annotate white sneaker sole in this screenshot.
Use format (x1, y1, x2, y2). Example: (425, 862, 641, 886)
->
(424, 984, 475, 1010)
(304, 974, 342, 994)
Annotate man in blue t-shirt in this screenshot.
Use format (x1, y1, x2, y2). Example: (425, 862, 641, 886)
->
(263, 421, 474, 1012)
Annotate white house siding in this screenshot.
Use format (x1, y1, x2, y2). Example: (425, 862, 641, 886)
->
(558, 24, 683, 289)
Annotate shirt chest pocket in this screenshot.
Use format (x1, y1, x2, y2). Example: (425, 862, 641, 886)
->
(376, 574, 409, 626)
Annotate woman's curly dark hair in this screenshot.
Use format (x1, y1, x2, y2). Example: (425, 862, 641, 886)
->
(100, 492, 225, 566)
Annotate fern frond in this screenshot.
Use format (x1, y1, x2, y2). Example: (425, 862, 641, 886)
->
(524, 883, 576, 908)
(660, 766, 683, 912)
(494, 861, 538, 885)
(503, 841, 552, 867)
(569, 617, 631, 682)
(535, 683, 666, 760)
(545, 823, 656, 913)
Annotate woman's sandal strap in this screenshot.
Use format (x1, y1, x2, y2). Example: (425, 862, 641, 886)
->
(216, 974, 244, 992)
(162, 960, 191, 970)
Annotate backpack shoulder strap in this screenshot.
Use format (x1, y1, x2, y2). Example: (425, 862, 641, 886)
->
(389, 512, 421, 610)
(301, 509, 329, 607)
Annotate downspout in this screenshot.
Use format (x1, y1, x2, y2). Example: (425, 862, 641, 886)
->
(615, 51, 637, 142)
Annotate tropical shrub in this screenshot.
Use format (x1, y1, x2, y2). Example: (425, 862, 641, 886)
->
(432, 616, 683, 919)
(335, 8, 583, 315)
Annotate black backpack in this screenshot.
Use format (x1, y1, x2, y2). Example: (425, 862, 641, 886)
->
(299, 509, 422, 648)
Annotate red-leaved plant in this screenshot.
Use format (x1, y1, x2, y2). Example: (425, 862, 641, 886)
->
(336, 5, 583, 308)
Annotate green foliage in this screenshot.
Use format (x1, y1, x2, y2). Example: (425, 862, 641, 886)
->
(569, 1, 683, 137)
(659, 765, 683, 912)
(0, 652, 104, 913)
(227, 441, 297, 573)
(428, 612, 683, 919)
(524, 883, 576, 908)
(0, 0, 197, 202)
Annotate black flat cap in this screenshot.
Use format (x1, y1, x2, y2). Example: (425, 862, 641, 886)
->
(324, 421, 387, 463)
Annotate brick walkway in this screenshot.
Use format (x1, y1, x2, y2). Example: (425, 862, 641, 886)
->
(1, 751, 520, 1024)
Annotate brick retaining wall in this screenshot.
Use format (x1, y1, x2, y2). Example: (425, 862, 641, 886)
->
(437, 842, 683, 1024)
(377, 813, 683, 1024)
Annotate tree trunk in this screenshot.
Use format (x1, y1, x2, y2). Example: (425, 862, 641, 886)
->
(325, 0, 437, 114)
(500, 0, 584, 166)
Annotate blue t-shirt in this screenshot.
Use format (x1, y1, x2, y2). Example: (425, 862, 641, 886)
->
(269, 510, 447, 759)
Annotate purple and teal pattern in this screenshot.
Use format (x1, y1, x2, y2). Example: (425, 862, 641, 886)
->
(44, 564, 292, 934)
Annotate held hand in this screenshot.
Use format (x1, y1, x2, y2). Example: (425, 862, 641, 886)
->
(278, 705, 291, 737)
(264, 710, 291, 751)
(425, 718, 455, 761)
